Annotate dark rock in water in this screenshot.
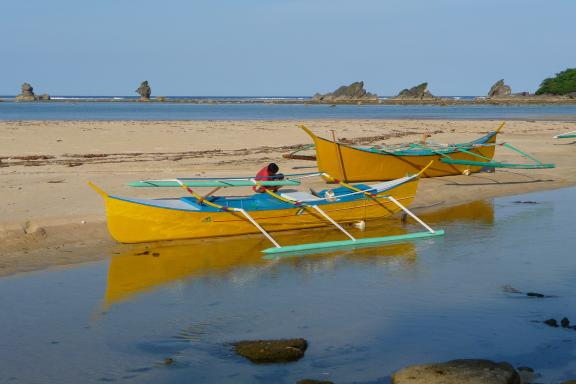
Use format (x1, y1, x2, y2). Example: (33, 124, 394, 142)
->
(163, 357, 174, 365)
(543, 318, 558, 327)
(38, 93, 51, 101)
(297, 380, 334, 384)
(312, 81, 378, 103)
(561, 317, 571, 328)
(526, 292, 545, 298)
(392, 359, 521, 384)
(233, 338, 308, 363)
(396, 82, 435, 99)
(488, 79, 512, 98)
(513, 200, 539, 204)
(136, 81, 152, 101)
(15, 82, 38, 102)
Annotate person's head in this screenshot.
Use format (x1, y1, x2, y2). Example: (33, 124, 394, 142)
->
(267, 163, 279, 175)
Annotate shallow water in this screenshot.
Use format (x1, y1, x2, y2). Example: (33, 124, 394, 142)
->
(1, 189, 576, 383)
(1, 101, 576, 121)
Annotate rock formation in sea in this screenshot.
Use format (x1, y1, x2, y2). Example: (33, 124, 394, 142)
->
(15, 83, 37, 101)
(312, 81, 379, 103)
(395, 82, 435, 99)
(136, 81, 152, 101)
(488, 79, 512, 98)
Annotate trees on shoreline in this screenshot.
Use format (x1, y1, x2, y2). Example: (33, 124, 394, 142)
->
(536, 68, 576, 95)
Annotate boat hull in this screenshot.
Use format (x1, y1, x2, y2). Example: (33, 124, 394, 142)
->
(99, 178, 419, 243)
(302, 126, 499, 181)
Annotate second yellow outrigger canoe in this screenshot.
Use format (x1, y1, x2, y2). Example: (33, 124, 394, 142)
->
(298, 123, 554, 182)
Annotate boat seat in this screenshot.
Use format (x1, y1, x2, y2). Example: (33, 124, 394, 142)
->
(280, 191, 323, 202)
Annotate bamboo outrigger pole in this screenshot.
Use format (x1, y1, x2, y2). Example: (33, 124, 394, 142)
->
(322, 163, 439, 235)
(253, 180, 358, 242)
(176, 180, 282, 248)
(176, 175, 444, 257)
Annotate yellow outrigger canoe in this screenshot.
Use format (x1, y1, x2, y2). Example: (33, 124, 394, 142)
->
(90, 166, 444, 255)
(297, 123, 554, 182)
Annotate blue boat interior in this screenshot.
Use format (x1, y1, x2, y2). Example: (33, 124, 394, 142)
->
(180, 184, 373, 212)
(112, 184, 378, 213)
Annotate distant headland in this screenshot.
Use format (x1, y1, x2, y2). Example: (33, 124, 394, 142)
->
(3, 68, 575, 105)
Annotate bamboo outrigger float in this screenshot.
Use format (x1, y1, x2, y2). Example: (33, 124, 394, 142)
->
(89, 165, 444, 255)
(292, 123, 555, 182)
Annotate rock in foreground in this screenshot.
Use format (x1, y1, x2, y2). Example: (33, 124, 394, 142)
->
(392, 359, 521, 384)
(233, 338, 308, 363)
(312, 81, 378, 103)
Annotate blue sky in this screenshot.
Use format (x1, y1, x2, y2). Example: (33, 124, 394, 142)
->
(1, 0, 575, 96)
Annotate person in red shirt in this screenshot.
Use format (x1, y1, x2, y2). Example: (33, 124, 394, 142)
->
(253, 163, 284, 193)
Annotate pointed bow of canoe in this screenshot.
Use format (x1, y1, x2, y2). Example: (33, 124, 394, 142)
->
(88, 181, 109, 198)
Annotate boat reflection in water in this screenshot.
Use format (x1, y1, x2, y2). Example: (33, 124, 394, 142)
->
(104, 199, 494, 307)
(417, 200, 494, 226)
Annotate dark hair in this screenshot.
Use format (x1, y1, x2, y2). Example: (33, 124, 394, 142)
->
(267, 163, 279, 174)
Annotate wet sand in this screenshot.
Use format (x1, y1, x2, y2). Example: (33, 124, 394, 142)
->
(1, 119, 575, 276)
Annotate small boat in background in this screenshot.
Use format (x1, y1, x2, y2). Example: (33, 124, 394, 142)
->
(291, 123, 554, 182)
(554, 130, 576, 139)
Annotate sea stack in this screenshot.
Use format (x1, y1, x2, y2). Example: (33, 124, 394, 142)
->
(136, 81, 152, 101)
(395, 82, 435, 99)
(488, 79, 512, 98)
(15, 83, 37, 102)
(312, 81, 379, 103)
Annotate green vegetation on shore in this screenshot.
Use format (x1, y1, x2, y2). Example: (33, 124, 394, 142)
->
(536, 68, 576, 95)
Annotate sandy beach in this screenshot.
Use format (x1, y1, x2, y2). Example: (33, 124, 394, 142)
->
(1, 119, 574, 277)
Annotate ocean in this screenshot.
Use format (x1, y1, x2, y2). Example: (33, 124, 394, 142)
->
(1, 98, 576, 121)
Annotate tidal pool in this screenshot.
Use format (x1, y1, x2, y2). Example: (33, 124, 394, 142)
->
(1, 188, 575, 383)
